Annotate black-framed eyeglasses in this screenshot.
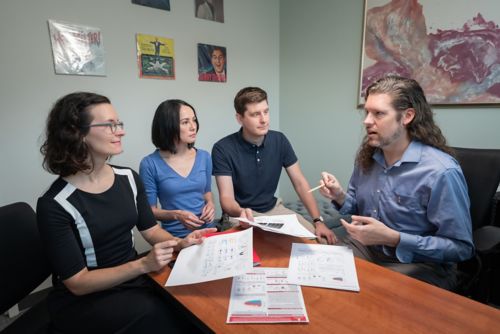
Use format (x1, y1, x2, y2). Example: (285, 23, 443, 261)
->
(85, 122, 124, 133)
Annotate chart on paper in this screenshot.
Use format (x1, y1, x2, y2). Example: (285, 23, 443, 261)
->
(233, 214, 316, 238)
(166, 228, 254, 286)
(287, 243, 360, 291)
(227, 267, 309, 323)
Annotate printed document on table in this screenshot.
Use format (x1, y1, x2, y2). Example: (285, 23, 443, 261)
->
(287, 243, 360, 292)
(227, 267, 309, 323)
(166, 228, 253, 287)
(233, 214, 316, 238)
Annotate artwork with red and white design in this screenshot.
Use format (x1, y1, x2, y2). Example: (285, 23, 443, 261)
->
(359, 0, 500, 105)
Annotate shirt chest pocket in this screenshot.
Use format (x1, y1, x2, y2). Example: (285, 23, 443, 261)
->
(392, 188, 424, 213)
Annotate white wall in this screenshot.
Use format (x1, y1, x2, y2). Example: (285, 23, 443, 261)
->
(0, 0, 280, 239)
(0, 0, 279, 292)
(279, 0, 500, 201)
(3, 0, 499, 291)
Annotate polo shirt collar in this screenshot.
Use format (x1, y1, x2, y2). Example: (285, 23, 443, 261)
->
(237, 127, 267, 148)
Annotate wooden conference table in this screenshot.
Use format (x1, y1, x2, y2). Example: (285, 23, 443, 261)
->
(150, 228, 500, 333)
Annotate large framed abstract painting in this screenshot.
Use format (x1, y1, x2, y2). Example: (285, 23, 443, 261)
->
(359, 0, 500, 105)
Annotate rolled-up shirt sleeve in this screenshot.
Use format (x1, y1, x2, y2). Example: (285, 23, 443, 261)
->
(336, 168, 360, 215)
(338, 193, 357, 215)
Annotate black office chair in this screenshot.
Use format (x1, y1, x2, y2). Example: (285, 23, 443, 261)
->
(453, 147, 500, 303)
(0, 202, 53, 333)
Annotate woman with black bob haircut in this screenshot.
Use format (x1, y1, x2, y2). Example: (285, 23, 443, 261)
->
(37, 92, 215, 333)
(140, 99, 216, 237)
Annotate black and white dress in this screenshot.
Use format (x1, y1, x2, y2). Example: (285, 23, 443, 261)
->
(37, 166, 181, 333)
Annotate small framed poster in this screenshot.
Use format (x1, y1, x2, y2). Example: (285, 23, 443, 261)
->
(136, 34, 175, 79)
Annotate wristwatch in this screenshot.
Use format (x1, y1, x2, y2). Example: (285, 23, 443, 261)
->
(312, 216, 324, 224)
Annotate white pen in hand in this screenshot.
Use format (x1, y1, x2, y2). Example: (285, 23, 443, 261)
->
(307, 184, 325, 193)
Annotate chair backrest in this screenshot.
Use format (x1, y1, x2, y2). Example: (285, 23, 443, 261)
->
(453, 147, 500, 231)
(0, 202, 51, 314)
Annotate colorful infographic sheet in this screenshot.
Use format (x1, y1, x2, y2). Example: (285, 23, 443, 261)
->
(227, 267, 309, 323)
(287, 243, 360, 292)
(166, 228, 253, 287)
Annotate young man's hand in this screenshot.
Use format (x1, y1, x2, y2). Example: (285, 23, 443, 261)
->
(314, 222, 337, 245)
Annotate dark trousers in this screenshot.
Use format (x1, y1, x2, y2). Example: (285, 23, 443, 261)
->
(49, 276, 196, 334)
(342, 235, 458, 290)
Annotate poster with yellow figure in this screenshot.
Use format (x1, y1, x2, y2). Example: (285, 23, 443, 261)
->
(136, 34, 174, 79)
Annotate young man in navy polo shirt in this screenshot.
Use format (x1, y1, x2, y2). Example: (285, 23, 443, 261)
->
(212, 86, 336, 244)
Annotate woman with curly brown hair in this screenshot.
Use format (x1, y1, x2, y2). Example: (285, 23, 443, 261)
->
(37, 92, 215, 333)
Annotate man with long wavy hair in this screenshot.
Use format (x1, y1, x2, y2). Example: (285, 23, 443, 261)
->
(318, 76, 473, 290)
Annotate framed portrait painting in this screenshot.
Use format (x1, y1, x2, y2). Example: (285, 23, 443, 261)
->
(195, 0, 224, 23)
(359, 0, 500, 105)
(198, 43, 227, 83)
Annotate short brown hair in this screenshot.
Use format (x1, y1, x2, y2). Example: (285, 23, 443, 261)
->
(234, 87, 267, 115)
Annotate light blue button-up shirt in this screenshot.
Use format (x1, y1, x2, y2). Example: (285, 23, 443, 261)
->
(338, 141, 474, 263)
